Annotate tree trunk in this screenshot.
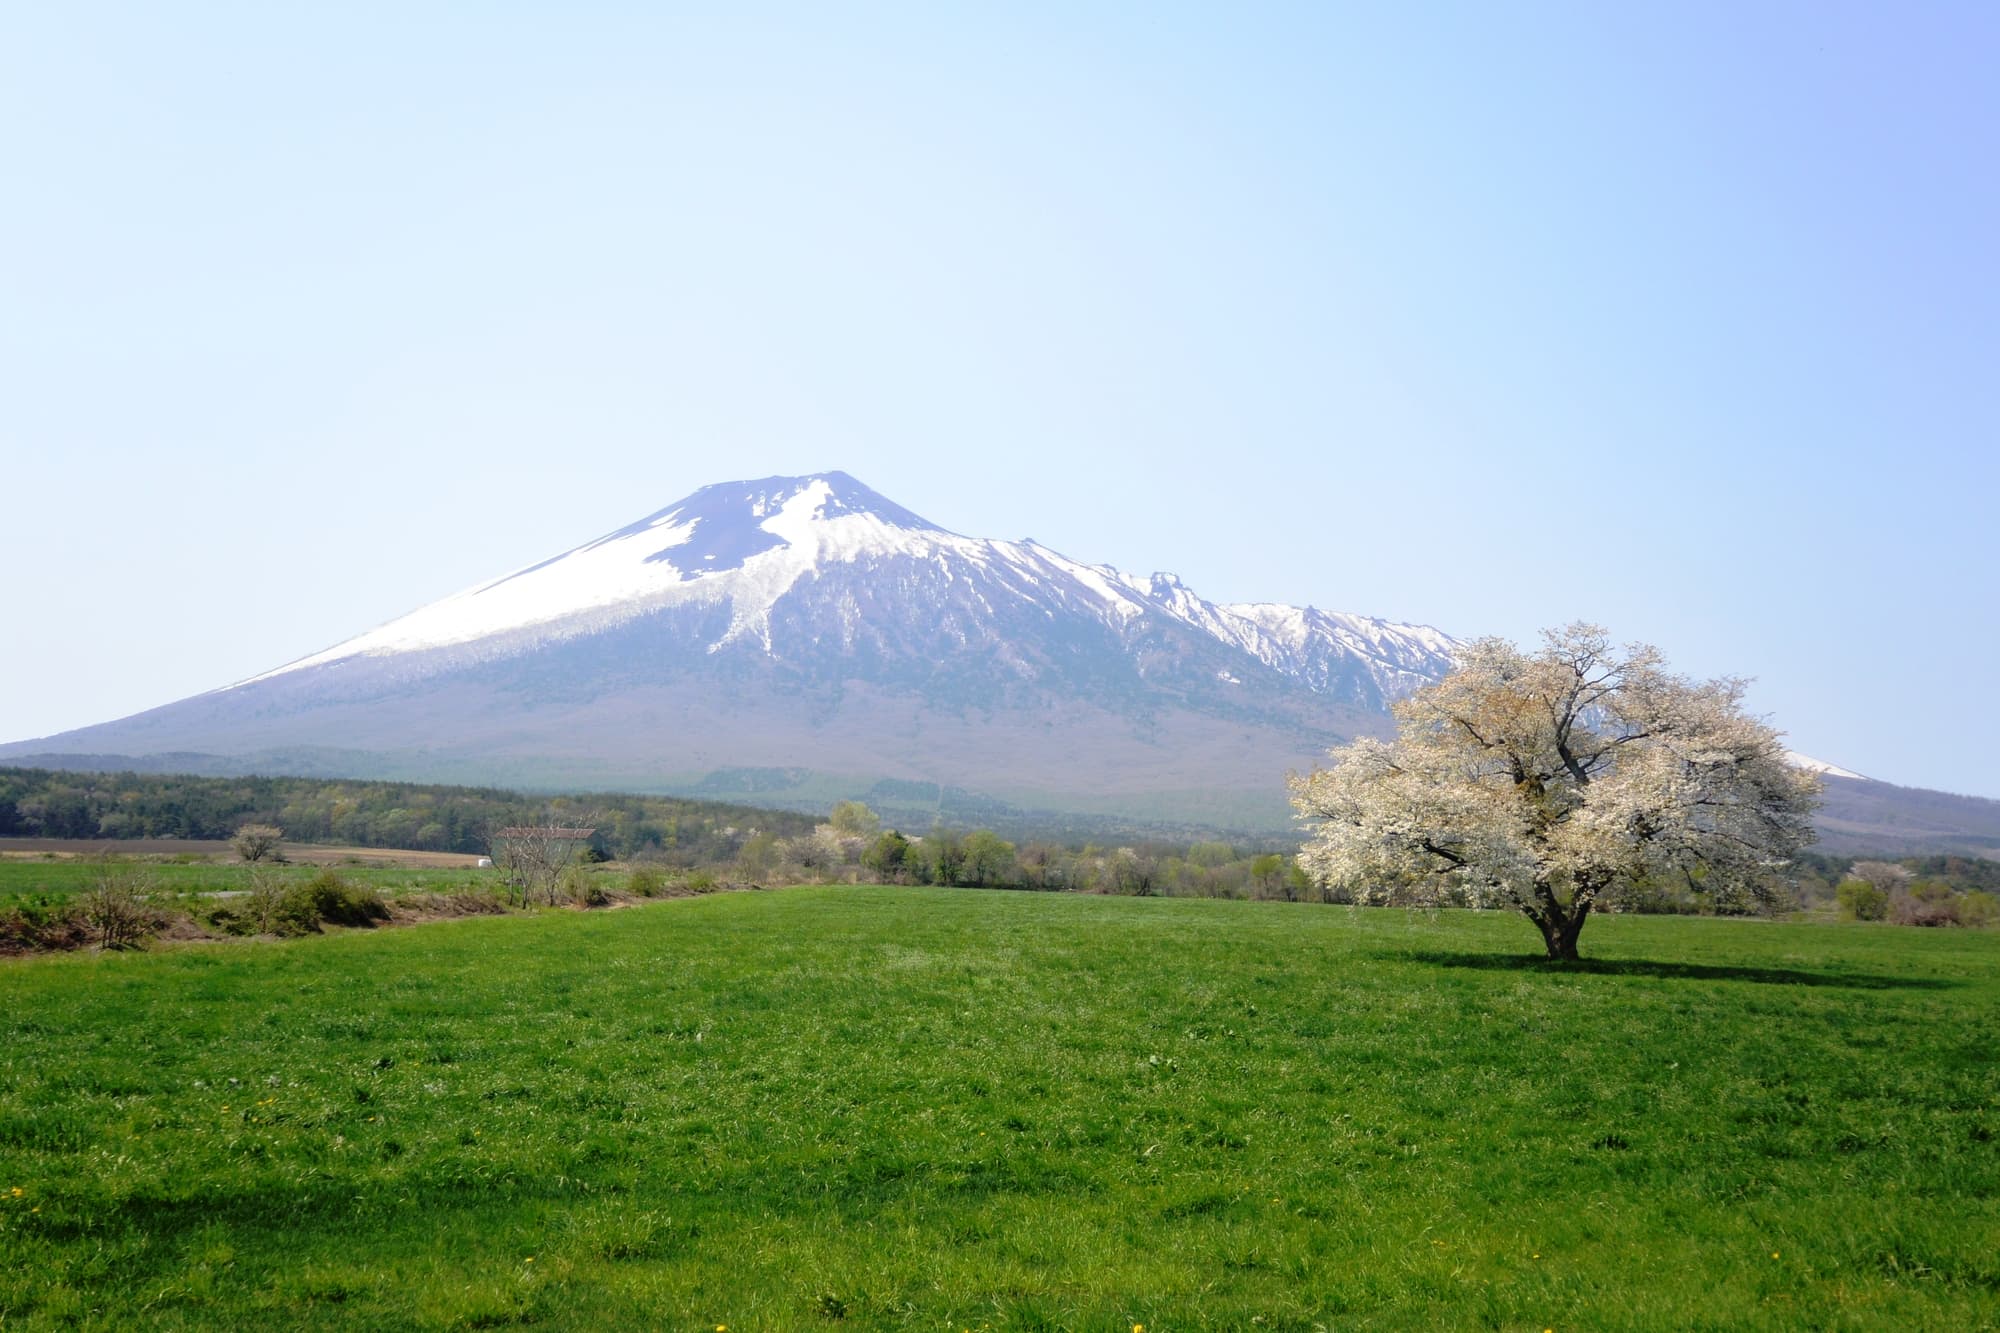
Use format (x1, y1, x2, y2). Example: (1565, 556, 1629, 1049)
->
(1537, 901, 1590, 961)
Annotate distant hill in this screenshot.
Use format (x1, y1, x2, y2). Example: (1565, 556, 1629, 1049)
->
(1810, 775, 2000, 858)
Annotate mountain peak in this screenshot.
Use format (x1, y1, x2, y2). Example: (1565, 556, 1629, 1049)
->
(678, 471, 942, 534)
(577, 472, 943, 563)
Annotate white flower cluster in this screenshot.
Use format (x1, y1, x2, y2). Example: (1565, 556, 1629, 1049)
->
(1289, 624, 1821, 957)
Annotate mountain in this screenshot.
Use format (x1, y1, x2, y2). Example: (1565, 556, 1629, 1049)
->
(1, 473, 1455, 831)
(7, 471, 1986, 851)
(231, 471, 1455, 714)
(1807, 776, 2000, 859)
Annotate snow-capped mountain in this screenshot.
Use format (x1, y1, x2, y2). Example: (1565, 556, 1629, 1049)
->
(2, 471, 1463, 829)
(242, 471, 1455, 711)
(0, 472, 1971, 840)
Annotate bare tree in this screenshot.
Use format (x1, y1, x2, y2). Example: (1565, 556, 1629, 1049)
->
(492, 822, 598, 906)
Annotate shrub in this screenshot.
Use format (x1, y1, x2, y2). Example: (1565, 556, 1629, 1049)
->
(1890, 892, 1961, 928)
(1836, 879, 1889, 922)
(862, 831, 912, 883)
(561, 865, 610, 908)
(685, 869, 718, 893)
(1960, 891, 1999, 928)
(626, 866, 667, 897)
(288, 870, 389, 929)
(1, 902, 89, 954)
(77, 866, 159, 949)
(236, 869, 313, 936)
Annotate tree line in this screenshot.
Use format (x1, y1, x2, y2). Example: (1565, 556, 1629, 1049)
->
(7, 768, 1992, 925)
(0, 767, 816, 863)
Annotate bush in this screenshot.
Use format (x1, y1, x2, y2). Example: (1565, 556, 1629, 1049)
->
(626, 866, 668, 897)
(1, 902, 88, 954)
(561, 865, 609, 908)
(237, 869, 315, 936)
(209, 867, 373, 937)
(289, 870, 389, 929)
(1836, 879, 1889, 922)
(1890, 892, 1961, 928)
(77, 865, 159, 949)
(685, 870, 718, 893)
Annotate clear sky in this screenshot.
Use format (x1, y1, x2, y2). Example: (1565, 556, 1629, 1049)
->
(4, 3, 1995, 797)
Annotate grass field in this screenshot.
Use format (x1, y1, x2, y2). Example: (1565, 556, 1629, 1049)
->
(0, 858, 493, 907)
(2, 888, 1996, 1330)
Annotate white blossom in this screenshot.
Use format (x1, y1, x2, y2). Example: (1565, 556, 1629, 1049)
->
(1289, 624, 1821, 958)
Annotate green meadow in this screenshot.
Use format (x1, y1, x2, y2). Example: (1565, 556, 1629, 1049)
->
(0, 859, 493, 906)
(1, 886, 1995, 1330)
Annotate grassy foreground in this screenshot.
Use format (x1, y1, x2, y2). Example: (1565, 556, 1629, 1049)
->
(2, 889, 1996, 1330)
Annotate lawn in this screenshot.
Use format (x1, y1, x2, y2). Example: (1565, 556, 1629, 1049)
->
(1, 888, 1995, 1329)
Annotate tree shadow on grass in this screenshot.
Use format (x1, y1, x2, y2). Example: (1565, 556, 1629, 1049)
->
(1395, 950, 1960, 990)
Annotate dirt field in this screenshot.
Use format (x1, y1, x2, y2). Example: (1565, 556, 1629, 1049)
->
(0, 838, 486, 868)
(276, 844, 487, 868)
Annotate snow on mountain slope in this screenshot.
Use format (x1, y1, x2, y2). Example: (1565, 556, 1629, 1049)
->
(1785, 752, 1870, 782)
(1219, 602, 1459, 703)
(242, 471, 1457, 705)
(247, 474, 941, 679)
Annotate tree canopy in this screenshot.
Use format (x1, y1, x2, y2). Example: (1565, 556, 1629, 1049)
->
(1289, 624, 1821, 959)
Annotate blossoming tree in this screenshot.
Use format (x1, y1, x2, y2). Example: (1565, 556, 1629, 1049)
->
(1288, 624, 1821, 960)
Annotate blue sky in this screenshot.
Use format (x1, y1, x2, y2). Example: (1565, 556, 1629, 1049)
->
(4, 3, 1995, 796)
